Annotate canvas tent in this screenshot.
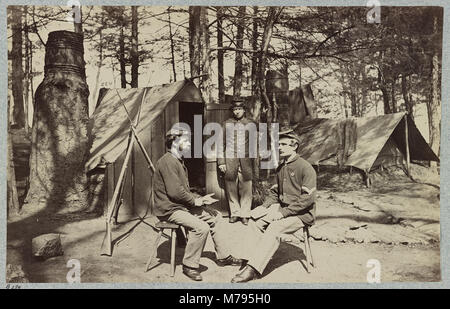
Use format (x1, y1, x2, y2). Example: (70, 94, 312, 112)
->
(86, 80, 205, 221)
(87, 79, 208, 255)
(86, 79, 203, 172)
(294, 112, 439, 173)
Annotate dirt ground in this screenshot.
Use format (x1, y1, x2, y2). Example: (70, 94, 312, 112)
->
(7, 175, 440, 284)
(7, 128, 440, 283)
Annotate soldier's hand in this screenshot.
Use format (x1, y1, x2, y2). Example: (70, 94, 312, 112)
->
(194, 198, 204, 207)
(202, 193, 219, 205)
(218, 165, 226, 173)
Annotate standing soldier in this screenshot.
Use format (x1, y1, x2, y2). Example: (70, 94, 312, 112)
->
(218, 99, 257, 225)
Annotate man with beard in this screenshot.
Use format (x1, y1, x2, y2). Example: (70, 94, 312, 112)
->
(153, 125, 243, 281)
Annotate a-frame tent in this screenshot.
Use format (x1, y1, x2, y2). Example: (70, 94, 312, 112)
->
(86, 79, 204, 255)
(294, 112, 439, 174)
(86, 79, 203, 172)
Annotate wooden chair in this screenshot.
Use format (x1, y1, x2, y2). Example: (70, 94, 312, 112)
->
(144, 221, 180, 277)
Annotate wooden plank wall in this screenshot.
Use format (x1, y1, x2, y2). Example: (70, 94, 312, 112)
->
(204, 103, 232, 216)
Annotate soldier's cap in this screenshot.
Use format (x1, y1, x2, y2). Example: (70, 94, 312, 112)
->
(230, 98, 245, 110)
(166, 124, 191, 138)
(279, 129, 301, 144)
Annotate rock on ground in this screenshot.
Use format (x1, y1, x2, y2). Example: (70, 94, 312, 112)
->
(32, 233, 64, 260)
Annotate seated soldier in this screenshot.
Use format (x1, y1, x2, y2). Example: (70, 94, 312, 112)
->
(153, 124, 243, 281)
(231, 130, 317, 283)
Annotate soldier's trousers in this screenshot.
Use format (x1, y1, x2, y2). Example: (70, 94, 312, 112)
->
(166, 207, 230, 269)
(245, 207, 305, 274)
(224, 169, 252, 218)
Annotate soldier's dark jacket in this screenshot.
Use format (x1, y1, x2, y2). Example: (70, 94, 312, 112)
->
(260, 154, 317, 226)
(153, 152, 195, 218)
(217, 117, 257, 181)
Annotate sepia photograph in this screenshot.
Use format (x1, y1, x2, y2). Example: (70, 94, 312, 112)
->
(5, 3, 442, 286)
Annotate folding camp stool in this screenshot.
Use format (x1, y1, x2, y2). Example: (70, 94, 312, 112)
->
(281, 226, 315, 273)
(302, 226, 315, 273)
(145, 221, 180, 277)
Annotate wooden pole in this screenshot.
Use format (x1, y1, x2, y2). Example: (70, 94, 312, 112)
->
(132, 126, 155, 172)
(101, 133, 136, 256)
(101, 88, 153, 256)
(365, 170, 370, 188)
(404, 114, 410, 176)
(115, 88, 155, 172)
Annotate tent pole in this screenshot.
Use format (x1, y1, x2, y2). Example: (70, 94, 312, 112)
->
(101, 132, 136, 256)
(132, 127, 155, 172)
(404, 114, 410, 176)
(365, 170, 370, 188)
(115, 88, 155, 172)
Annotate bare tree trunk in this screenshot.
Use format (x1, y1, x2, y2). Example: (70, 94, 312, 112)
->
(167, 6, 177, 82)
(401, 74, 414, 120)
(119, 22, 127, 88)
(391, 78, 397, 113)
(251, 6, 259, 97)
(182, 49, 186, 79)
(29, 30, 35, 126)
(130, 6, 139, 88)
(90, 15, 104, 111)
(428, 14, 441, 162)
(350, 92, 357, 116)
(199, 7, 213, 104)
(338, 69, 349, 118)
(11, 6, 25, 128)
(380, 86, 391, 114)
(188, 7, 201, 82)
(378, 67, 391, 115)
(7, 102, 20, 216)
(216, 6, 225, 104)
(23, 6, 30, 133)
(377, 52, 391, 115)
(74, 5, 83, 34)
(360, 70, 368, 117)
(233, 6, 246, 98)
(267, 69, 289, 127)
(258, 7, 280, 122)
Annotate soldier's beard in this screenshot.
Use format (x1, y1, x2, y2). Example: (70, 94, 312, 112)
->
(171, 143, 191, 158)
